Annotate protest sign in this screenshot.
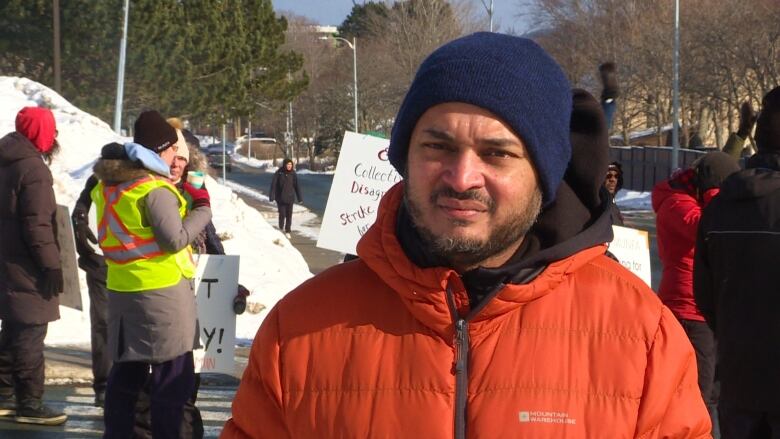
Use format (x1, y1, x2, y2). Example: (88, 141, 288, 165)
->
(56, 205, 82, 310)
(317, 131, 401, 254)
(608, 225, 652, 287)
(192, 255, 239, 374)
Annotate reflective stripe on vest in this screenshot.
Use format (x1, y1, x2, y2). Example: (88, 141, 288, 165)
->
(97, 177, 164, 264)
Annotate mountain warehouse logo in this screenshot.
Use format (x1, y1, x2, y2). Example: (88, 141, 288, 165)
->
(519, 410, 576, 425)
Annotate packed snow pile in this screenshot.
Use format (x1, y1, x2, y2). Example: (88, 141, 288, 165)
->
(615, 189, 652, 210)
(0, 76, 312, 344)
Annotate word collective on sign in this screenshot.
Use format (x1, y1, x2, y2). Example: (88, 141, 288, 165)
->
(354, 163, 403, 183)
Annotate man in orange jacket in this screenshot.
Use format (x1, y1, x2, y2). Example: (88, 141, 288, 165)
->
(222, 33, 710, 438)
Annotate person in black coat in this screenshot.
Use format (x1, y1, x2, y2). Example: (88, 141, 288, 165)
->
(0, 107, 67, 425)
(694, 85, 780, 437)
(71, 175, 111, 409)
(604, 161, 624, 226)
(269, 158, 302, 238)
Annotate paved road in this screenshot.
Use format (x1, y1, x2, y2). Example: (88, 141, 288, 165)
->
(225, 162, 343, 273)
(226, 163, 335, 217)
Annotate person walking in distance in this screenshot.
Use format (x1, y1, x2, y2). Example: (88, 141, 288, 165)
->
(0, 107, 67, 425)
(223, 33, 710, 438)
(269, 158, 302, 239)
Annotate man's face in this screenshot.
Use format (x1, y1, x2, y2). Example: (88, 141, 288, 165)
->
(404, 102, 543, 270)
(604, 170, 619, 195)
(160, 144, 177, 166)
(285, 162, 293, 171)
(170, 156, 188, 182)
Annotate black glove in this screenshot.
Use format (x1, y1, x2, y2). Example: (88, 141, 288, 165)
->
(737, 101, 757, 138)
(72, 204, 98, 254)
(41, 269, 64, 299)
(598, 62, 619, 101)
(233, 284, 249, 315)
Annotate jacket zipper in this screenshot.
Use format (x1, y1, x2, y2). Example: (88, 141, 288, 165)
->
(447, 286, 469, 439)
(454, 318, 469, 439)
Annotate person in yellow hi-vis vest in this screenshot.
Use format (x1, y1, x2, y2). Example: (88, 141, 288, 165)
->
(92, 110, 211, 438)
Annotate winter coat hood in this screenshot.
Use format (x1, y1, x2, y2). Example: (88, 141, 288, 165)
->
(651, 179, 707, 321)
(15, 107, 57, 153)
(279, 159, 294, 172)
(720, 152, 780, 200)
(652, 178, 692, 213)
(0, 132, 42, 165)
(93, 158, 155, 186)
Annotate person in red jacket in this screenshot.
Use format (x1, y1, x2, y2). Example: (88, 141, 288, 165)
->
(223, 32, 710, 438)
(652, 151, 739, 437)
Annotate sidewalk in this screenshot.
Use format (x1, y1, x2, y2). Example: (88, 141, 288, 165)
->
(235, 193, 344, 274)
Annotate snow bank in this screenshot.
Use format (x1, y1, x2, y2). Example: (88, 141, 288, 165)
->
(0, 76, 312, 344)
(616, 189, 652, 210)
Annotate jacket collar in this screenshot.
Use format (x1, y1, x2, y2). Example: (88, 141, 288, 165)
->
(93, 158, 156, 186)
(357, 183, 608, 339)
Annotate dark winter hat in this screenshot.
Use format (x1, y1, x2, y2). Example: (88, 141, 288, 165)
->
(693, 151, 740, 190)
(100, 142, 128, 160)
(388, 32, 573, 206)
(607, 162, 624, 192)
(133, 110, 177, 153)
(181, 129, 200, 149)
(755, 86, 780, 152)
(568, 89, 610, 209)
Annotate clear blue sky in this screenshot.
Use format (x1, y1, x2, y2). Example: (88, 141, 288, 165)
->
(271, 0, 531, 33)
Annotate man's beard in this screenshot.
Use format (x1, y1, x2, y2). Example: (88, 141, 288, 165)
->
(404, 183, 543, 269)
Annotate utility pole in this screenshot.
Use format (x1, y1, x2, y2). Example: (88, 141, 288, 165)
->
(479, 0, 495, 32)
(671, 0, 681, 173)
(247, 119, 252, 159)
(52, 0, 61, 92)
(113, 0, 130, 134)
(222, 123, 227, 183)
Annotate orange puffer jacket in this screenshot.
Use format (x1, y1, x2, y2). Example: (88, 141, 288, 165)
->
(222, 184, 711, 438)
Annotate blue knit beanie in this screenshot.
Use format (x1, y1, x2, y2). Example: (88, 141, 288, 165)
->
(389, 32, 573, 205)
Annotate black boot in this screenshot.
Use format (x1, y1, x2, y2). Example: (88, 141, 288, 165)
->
(94, 390, 106, 408)
(0, 392, 14, 419)
(14, 399, 67, 426)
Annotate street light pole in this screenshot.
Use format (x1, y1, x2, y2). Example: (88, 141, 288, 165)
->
(671, 0, 681, 173)
(351, 37, 358, 133)
(113, 0, 130, 134)
(321, 36, 359, 133)
(479, 0, 495, 32)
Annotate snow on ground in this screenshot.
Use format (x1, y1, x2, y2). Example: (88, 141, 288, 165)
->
(616, 189, 652, 210)
(232, 154, 273, 170)
(0, 76, 312, 344)
(232, 154, 336, 175)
